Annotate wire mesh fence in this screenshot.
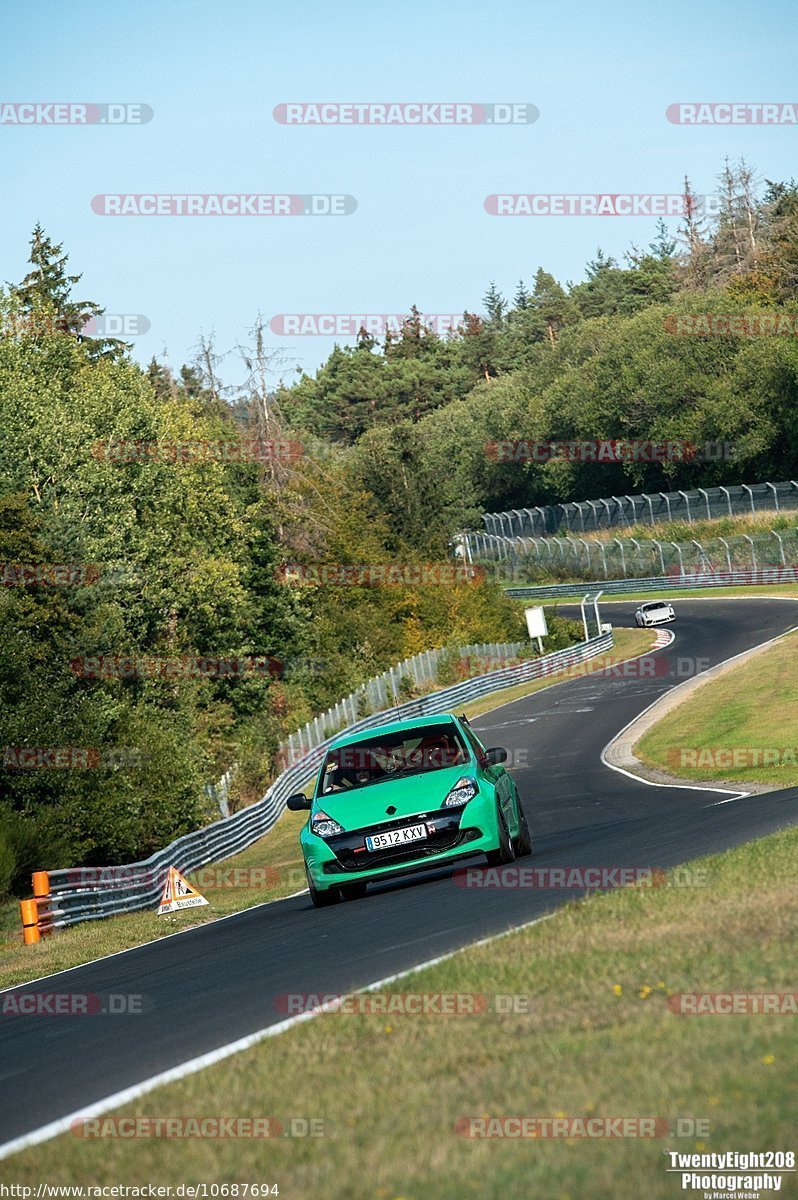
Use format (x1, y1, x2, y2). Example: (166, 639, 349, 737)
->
(479, 480, 798, 540)
(464, 527, 798, 582)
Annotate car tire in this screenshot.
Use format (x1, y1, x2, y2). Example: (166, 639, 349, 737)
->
(513, 803, 533, 858)
(486, 802, 516, 867)
(306, 867, 340, 908)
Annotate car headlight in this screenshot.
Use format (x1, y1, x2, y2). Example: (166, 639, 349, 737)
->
(311, 810, 344, 838)
(443, 776, 479, 807)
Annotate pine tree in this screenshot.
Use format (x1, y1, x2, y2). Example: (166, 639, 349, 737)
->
(9, 224, 128, 359)
(482, 282, 507, 324)
(513, 280, 530, 310)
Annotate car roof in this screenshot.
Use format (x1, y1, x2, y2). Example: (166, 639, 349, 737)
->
(641, 600, 669, 607)
(328, 712, 463, 750)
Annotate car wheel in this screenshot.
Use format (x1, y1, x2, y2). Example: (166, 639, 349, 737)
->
(340, 882, 367, 901)
(486, 802, 516, 867)
(513, 802, 533, 858)
(306, 867, 340, 908)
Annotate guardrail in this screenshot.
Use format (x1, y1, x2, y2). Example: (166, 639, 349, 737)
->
(504, 567, 798, 601)
(21, 628, 613, 939)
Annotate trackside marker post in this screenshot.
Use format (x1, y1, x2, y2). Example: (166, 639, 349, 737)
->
(19, 899, 40, 944)
(157, 866, 209, 915)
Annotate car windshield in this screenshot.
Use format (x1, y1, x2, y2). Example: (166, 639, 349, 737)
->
(317, 722, 469, 795)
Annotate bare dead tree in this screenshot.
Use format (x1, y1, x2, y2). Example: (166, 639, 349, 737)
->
(677, 175, 711, 287)
(192, 330, 229, 407)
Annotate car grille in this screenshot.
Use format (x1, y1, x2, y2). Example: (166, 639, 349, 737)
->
(322, 812, 482, 874)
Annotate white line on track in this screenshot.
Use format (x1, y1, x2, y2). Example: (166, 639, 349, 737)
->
(600, 615, 798, 805)
(0, 913, 555, 1162)
(4, 597, 797, 1159)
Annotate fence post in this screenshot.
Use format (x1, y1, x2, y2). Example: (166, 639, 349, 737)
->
(697, 487, 712, 520)
(742, 484, 756, 516)
(743, 534, 756, 568)
(765, 481, 780, 512)
(772, 530, 786, 566)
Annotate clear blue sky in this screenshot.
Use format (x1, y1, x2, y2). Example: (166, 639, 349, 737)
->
(2, 0, 796, 388)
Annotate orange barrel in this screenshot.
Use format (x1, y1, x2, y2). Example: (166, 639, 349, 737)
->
(32, 870, 50, 899)
(20, 898, 40, 945)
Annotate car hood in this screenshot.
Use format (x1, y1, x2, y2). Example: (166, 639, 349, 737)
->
(313, 765, 476, 828)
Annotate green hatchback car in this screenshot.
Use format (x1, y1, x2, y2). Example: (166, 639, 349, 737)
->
(286, 712, 532, 906)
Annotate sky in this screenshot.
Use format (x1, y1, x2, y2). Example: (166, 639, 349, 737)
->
(1, 0, 797, 391)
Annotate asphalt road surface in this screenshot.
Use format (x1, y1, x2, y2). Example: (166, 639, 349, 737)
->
(2, 598, 798, 1153)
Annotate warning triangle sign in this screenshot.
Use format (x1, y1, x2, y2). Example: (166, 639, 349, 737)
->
(157, 866, 209, 915)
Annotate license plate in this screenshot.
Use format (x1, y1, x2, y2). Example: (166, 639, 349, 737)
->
(365, 823, 428, 852)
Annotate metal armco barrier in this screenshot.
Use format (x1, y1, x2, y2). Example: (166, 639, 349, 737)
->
(505, 567, 798, 601)
(22, 629, 614, 936)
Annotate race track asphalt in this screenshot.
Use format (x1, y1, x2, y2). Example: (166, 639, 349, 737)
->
(2, 598, 797, 1152)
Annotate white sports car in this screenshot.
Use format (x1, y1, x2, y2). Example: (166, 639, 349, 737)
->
(635, 600, 675, 627)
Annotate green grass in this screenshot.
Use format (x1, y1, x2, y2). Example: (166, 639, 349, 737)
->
(556, 510, 798, 545)
(0, 809, 308, 991)
(0, 628, 653, 989)
(636, 628, 798, 789)
(7, 827, 797, 1199)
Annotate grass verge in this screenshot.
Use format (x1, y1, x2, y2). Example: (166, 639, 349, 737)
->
(635, 628, 798, 790)
(0, 626, 653, 990)
(6, 827, 797, 1199)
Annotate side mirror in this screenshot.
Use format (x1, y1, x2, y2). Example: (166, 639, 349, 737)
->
(483, 747, 508, 765)
(286, 792, 312, 811)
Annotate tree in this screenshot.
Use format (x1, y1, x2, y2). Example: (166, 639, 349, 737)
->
(483, 282, 507, 324)
(8, 224, 128, 360)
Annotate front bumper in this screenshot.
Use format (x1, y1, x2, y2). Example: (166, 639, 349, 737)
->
(302, 798, 499, 890)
